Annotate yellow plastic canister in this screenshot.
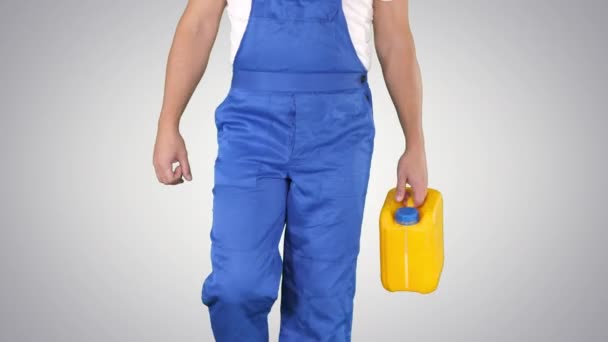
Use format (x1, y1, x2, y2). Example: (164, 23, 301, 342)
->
(379, 187, 444, 293)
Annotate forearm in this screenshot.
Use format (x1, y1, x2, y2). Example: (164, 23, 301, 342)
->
(158, 4, 223, 130)
(377, 33, 424, 151)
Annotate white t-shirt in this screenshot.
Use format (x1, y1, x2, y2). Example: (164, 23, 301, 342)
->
(226, 0, 375, 71)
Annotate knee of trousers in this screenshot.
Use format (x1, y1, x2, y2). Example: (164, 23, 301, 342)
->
(202, 248, 281, 310)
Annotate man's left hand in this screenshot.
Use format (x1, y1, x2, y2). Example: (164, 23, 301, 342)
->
(394, 146, 428, 207)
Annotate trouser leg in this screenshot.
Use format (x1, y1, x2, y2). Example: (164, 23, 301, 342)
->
(278, 88, 375, 341)
(202, 89, 294, 341)
(202, 176, 287, 341)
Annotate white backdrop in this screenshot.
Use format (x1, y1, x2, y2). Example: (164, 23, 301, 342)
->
(1, 0, 607, 341)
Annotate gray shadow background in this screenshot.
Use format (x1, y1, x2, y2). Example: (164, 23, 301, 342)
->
(1, 0, 607, 341)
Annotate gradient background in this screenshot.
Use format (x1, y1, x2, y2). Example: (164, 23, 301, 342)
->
(1, 0, 607, 341)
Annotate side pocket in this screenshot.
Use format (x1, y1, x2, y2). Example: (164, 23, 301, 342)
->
(215, 91, 233, 140)
(363, 86, 375, 124)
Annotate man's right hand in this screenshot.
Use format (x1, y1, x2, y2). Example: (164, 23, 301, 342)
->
(153, 123, 192, 185)
(152, 0, 225, 185)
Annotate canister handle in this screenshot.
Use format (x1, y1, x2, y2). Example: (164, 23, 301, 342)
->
(399, 187, 416, 208)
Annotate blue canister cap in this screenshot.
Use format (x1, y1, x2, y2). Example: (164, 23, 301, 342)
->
(395, 207, 420, 226)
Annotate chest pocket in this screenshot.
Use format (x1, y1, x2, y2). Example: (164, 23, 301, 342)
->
(256, 0, 340, 21)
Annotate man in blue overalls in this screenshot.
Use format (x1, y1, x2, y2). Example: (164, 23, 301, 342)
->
(153, 0, 428, 340)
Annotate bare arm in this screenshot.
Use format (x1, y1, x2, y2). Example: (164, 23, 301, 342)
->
(159, 0, 225, 128)
(153, 0, 226, 185)
(373, 0, 428, 206)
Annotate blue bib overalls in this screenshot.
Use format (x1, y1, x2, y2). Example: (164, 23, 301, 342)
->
(202, 1, 375, 340)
